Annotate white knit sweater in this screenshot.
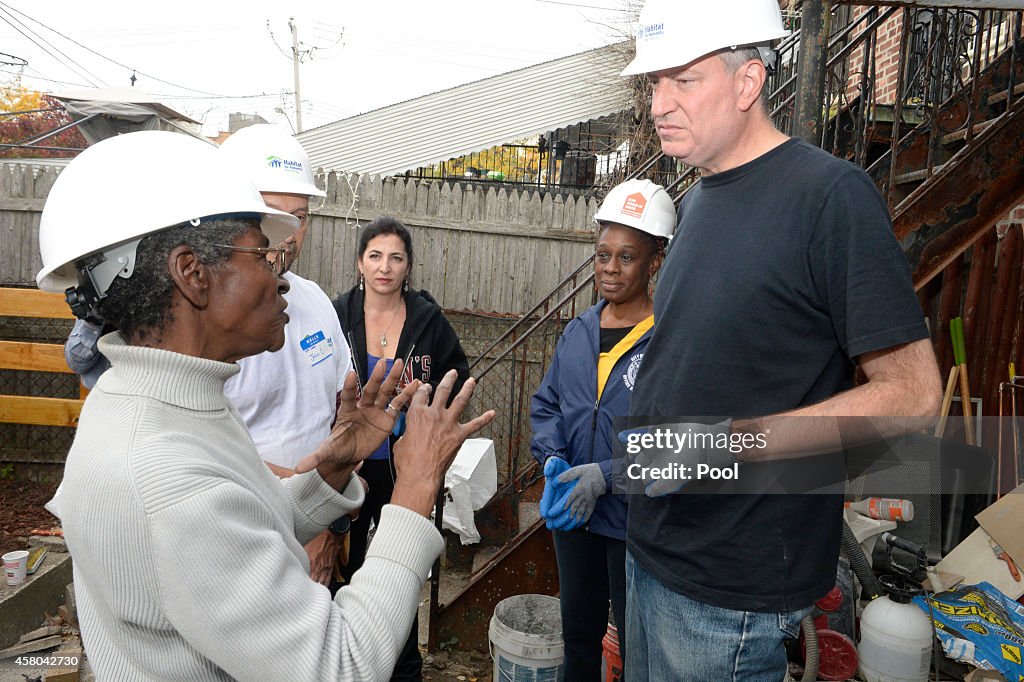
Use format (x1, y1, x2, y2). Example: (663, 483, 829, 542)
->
(61, 334, 443, 681)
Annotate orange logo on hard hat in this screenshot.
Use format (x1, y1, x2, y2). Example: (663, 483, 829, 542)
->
(621, 192, 647, 219)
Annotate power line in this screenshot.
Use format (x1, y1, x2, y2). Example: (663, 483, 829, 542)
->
(0, 67, 91, 89)
(3, 69, 289, 105)
(70, 21, 265, 39)
(0, 1, 230, 96)
(533, 0, 627, 10)
(0, 6, 106, 87)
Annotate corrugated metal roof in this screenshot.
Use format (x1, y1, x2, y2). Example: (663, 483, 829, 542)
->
(296, 42, 630, 176)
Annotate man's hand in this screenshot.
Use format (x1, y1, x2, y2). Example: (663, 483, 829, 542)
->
(391, 370, 496, 517)
(625, 420, 737, 497)
(294, 360, 420, 482)
(305, 529, 341, 586)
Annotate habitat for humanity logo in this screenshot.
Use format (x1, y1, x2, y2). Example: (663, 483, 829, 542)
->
(266, 155, 306, 174)
(638, 22, 664, 40)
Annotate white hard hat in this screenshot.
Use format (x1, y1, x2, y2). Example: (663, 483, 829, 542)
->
(621, 0, 790, 76)
(218, 124, 326, 198)
(594, 179, 676, 240)
(36, 130, 300, 295)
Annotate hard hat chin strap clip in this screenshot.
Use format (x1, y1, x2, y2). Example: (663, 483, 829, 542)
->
(65, 239, 142, 321)
(756, 46, 778, 77)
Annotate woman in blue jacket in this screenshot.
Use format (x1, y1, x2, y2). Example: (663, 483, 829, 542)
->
(530, 179, 677, 680)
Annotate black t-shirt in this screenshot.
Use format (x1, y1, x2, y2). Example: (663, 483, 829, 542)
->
(600, 326, 633, 353)
(628, 138, 929, 612)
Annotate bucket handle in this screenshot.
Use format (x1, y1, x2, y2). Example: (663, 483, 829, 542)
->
(489, 640, 518, 682)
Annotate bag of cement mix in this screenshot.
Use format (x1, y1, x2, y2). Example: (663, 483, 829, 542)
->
(913, 581, 1024, 680)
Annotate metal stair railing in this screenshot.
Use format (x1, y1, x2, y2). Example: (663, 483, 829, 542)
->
(431, 2, 1024, 653)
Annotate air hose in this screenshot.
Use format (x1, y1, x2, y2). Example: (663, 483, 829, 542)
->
(841, 519, 884, 600)
(800, 615, 819, 682)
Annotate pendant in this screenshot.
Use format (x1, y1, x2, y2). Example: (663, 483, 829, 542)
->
(380, 333, 388, 348)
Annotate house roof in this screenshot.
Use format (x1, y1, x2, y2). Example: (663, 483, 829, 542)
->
(296, 42, 630, 176)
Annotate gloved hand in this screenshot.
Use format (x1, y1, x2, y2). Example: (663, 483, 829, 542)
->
(539, 457, 581, 531)
(558, 463, 606, 526)
(622, 420, 737, 497)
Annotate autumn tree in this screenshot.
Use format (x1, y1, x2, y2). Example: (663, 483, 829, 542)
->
(0, 83, 86, 158)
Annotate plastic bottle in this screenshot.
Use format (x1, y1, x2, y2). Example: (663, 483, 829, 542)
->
(845, 497, 915, 522)
(857, 576, 932, 682)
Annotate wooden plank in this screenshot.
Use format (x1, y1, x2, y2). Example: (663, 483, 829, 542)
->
(936, 526, 1024, 601)
(18, 625, 63, 644)
(0, 395, 82, 427)
(0, 340, 74, 373)
(0, 287, 74, 319)
(0, 634, 64, 658)
(0, 197, 46, 212)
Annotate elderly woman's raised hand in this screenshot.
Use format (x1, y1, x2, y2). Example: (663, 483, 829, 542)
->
(391, 370, 496, 516)
(294, 359, 419, 485)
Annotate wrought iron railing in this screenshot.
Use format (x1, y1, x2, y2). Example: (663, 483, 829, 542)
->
(467, 0, 1024, 500)
(432, 2, 1024, 653)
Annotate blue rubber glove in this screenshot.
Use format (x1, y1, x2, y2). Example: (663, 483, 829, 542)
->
(539, 457, 582, 530)
(547, 501, 578, 530)
(558, 463, 606, 526)
(539, 456, 570, 519)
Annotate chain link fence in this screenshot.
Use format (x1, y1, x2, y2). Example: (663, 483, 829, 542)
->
(0, 315, 77, 475)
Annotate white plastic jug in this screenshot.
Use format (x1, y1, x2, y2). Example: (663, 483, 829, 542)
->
(858, 576, 932, 682)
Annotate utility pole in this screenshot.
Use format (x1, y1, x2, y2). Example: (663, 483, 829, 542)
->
(289, 17, 303, 133)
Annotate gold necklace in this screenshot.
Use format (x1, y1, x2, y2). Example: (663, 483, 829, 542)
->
(379, 304, 401, 348)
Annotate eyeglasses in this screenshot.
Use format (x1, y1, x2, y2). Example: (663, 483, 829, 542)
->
(213, 243, 294, 276)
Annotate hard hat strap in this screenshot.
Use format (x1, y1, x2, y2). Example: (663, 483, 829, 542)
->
(65, 239, 140, 321)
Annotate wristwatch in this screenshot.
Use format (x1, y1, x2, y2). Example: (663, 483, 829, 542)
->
(328, 515, 352, 536)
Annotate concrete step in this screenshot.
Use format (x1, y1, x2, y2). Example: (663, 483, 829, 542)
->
(0, 550, 72, 650)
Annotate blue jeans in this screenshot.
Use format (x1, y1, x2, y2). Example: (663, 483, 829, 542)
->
(626, 551, 810, 682)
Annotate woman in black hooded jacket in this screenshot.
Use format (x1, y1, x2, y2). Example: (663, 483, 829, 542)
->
(332, 215, 469, 681)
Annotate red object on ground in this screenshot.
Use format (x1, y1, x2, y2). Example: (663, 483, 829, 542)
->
(815, 586, 844, 613)
(602, 623, 623, 682)
(802, 629, 859, 681)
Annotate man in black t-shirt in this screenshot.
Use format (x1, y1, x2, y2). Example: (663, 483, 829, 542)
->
(619, 1, 942, 680)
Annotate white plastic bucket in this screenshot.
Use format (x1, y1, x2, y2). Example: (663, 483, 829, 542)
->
(489, 594, 565, 682)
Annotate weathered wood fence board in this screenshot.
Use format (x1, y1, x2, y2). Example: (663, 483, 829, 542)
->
(1, 165, 599, 316)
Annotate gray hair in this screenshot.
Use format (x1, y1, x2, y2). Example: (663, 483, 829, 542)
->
(718, 47, 770, 113)
(99, 218, 255, 342)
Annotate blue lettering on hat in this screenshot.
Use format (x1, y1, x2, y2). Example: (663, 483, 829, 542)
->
(638, 22, 664, 40)
(266, 156, 306, 174)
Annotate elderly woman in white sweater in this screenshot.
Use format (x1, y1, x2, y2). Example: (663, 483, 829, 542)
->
(35, 131, 493, 682)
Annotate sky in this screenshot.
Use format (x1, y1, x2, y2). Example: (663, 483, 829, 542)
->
(1, 0, 635, 136)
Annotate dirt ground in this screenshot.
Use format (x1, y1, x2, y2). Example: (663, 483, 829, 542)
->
(422, 650, 493, 681)
(0, 479, 59, 557)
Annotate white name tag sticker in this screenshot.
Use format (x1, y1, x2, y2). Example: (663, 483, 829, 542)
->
(300, 330, 334, 367)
